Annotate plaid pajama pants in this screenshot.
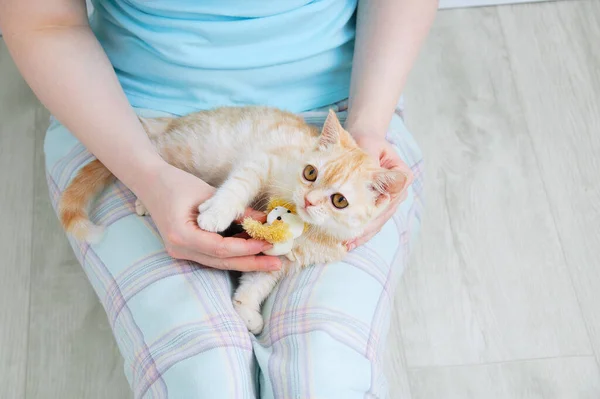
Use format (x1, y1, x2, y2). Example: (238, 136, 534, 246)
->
(43, 101, 423, 399)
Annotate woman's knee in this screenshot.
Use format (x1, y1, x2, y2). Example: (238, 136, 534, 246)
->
(134, 338, 257, 399)
(107, 265, 254, 397)
(256, 265, 387, 398)
(257, 325, 380, 399)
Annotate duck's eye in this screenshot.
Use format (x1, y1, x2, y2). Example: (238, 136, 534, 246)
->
(303, 165, 318, 182)
(331, 193, 349, 209)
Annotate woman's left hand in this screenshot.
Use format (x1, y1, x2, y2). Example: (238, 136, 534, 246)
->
(345, 134, 411, 251)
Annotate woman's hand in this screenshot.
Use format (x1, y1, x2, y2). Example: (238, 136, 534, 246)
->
(136, 162, 281, 272)
(346, 134, 412, 251)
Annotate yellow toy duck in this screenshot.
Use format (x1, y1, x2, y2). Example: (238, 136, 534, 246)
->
(242, 198, 305, 261)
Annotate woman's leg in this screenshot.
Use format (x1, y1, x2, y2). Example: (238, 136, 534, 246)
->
(44, 112, 257, 399)
(255, 106, 424, 399)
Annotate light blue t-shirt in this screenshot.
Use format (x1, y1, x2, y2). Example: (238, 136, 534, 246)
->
(90, 0, 357, 116)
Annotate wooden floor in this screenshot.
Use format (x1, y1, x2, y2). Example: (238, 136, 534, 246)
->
(1, 1, 599, 398)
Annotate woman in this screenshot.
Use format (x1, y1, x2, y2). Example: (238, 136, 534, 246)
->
(0, 0, 436, 397)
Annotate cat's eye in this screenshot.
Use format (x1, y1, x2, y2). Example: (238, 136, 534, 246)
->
(303, 165, 318, 182)
(331, 193, 349, 209)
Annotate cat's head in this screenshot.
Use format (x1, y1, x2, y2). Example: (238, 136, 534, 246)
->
(292, 110, 412, 240)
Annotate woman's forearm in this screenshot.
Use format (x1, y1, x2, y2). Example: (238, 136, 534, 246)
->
(346, 0, 438, 138)
(0, 1, 166, 197)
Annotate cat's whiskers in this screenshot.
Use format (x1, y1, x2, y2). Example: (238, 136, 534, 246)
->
(266, 183, 295, 195)
(252, 197, 271, 212)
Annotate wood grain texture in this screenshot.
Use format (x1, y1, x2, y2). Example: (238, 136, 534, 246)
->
(498, 0, 600, 367)
(0, 39, 36, 399)
(23, 60, 131, 399)
(385, 297, 413, 399)
(398, 6, 591, 368)
(0, 39, 129, 399)
(409, 356, 600, 399)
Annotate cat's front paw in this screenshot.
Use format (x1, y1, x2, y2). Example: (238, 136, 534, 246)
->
(234, 301, 264, 335)
(197, 198, 241, 232)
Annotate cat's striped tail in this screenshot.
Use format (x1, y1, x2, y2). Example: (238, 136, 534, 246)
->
(58, 159, 115, 243)
(58, 116, 173, 242)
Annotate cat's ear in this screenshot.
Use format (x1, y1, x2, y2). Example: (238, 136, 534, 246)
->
(319, 110, 357, 150)
(371, 168, 413, 207)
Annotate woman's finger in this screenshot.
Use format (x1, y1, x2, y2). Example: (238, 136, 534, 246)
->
(232, 231, 251, 239)
(348, 228, 380, 251)
(216, 254, 281, 272)
(208, 235, 275, 259)
(236, 207, 267, 223)
(178, 248, 282, 272)
(184, 227, 273, 259)
(346, 200, 399, 250)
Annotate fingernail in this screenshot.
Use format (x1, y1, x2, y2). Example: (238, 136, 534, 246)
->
(267, 262, 281, 271)
(346, 243, 356, 252)
(262, 243, 273, 251)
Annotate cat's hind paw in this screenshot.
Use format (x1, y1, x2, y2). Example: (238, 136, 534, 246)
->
(134, 199, 150, 216)
(234, 301, 264, 335)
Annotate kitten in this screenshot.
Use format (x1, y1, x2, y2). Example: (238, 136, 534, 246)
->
(59, 106, 412, 334)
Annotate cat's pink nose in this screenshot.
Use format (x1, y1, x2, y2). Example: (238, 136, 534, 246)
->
(304, 197, 314, 208)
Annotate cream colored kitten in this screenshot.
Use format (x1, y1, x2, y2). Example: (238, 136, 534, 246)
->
(59, 106, 411, 334)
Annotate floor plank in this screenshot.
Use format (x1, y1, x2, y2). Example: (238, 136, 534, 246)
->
(24, 65, 131, 399)
(385, 299, 413, 399)
(409, 356, 600, 399)
(498, 0, 600, 367)
(0, 40, 36, 399)
(398, 6, 591, 368)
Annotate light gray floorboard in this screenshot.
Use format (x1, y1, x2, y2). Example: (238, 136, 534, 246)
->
(409, 356, 600, 399)
(0, 39, 129, 399)
(398, 5, 591, 370)
(498, 0, 600, 369)
(385, 300, 413, 399)
(0, 39, 36, 399)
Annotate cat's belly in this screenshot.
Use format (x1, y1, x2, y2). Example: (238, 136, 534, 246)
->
(156, 140, 241, 187)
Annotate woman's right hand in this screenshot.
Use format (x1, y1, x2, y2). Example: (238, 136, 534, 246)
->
(135, 162, 282, 272)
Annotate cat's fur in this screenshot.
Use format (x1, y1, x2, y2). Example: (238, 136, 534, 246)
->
(59, 106, 412, 334)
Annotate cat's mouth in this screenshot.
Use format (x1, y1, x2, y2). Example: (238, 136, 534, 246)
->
(292, 193, 323, 225)
(295, 205, 311, 222)
(295, 204, 323, 226)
